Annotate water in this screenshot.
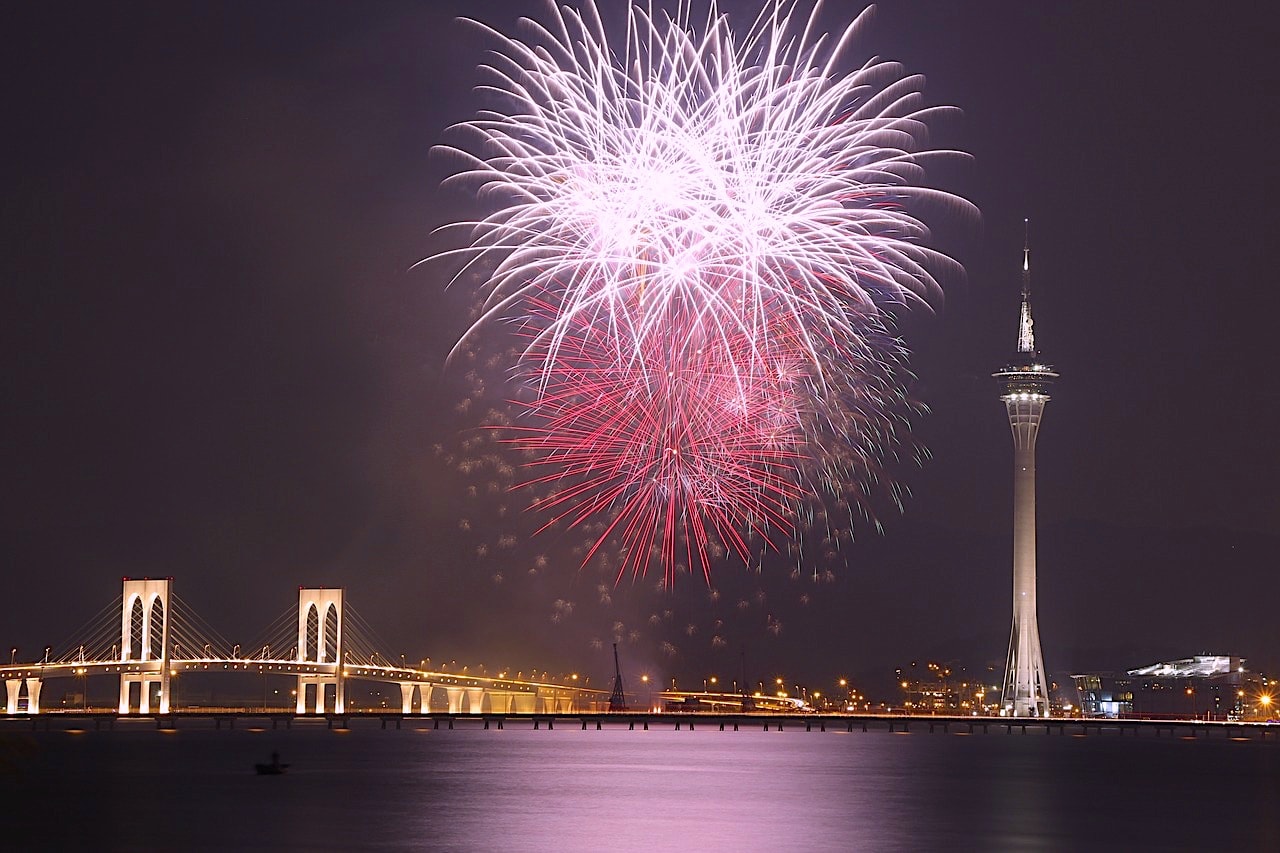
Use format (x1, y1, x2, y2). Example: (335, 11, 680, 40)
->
(1, 721, 1277, 851)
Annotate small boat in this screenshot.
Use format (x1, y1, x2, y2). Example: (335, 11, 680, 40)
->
(254, 752, 290, 775)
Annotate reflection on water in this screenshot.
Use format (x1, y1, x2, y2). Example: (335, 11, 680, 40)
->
(1, 726, 1277, 851)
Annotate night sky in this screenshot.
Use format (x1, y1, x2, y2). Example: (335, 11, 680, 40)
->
(4, 1, 1277, 694)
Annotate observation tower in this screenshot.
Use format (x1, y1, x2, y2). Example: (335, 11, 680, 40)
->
(994, 222, 1058, 717)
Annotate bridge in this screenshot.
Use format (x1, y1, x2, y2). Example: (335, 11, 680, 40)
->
(0, 579, 601, 716)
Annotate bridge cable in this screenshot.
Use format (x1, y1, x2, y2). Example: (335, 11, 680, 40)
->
(49, 597, 121, 664)
(245, 606, 303, 661)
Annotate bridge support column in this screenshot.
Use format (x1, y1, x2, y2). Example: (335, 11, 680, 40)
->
(24, 678, 42, 714)
(510, 693, 537, 714)
(536, 689, 566, 713)
(5, 679, 20, 714)
(294, 677, 330, 714)
(445, 687, 464, 714)
(489, 690, 522, 714)
(465, 687, 485, 714)
(418, 683, 433, 712)
(400, 683, 415, 714)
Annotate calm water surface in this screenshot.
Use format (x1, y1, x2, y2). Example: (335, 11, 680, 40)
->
(1, 722, 1276, 851)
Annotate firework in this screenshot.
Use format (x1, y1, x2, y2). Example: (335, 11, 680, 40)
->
(433, 1, 972, 583)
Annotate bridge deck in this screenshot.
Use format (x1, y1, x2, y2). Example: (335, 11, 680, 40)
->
(2, 711, 1275, 740)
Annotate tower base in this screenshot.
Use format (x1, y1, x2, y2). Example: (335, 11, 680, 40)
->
(1000, 620, 1049, 717)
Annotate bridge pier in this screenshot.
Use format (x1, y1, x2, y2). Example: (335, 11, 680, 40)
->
(445, 686, 464, 714)
(294, 678, 336, 714)
(465, 687, 485, 714)
(5, 679, 21, 714)
(488, 690, 524, 714)
(509, 693, 537, 714)
(23, 678, 42, 714)
(119, 673, 168, 715)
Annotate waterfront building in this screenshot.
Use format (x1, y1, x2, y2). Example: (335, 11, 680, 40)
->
(1071, 654, 1272, 720)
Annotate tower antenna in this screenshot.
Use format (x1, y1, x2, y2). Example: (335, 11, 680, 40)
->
(1023, 218, 1031, 286)
(1017, 218, 1036, 354)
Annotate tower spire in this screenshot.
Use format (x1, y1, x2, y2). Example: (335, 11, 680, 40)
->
(1017, 218, 1036, 354)
(609, 642, 628, 711)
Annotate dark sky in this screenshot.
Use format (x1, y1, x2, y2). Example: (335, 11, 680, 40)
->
(3, 1, 1278, 693)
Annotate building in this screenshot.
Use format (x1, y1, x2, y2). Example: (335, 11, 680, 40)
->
(894, 661, 1003, 715)
(994, 222, 1058, 717)
(1071, 655, 1273, 720)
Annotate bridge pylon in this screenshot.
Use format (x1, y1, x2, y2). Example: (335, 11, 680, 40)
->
(295, 588, 345, 713)
(118, 578, 172, 714)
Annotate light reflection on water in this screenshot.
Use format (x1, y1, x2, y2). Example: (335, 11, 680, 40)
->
(1, 726, 1277, 851)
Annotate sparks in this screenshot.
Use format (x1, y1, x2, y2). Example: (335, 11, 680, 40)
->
(432, 1, 973, 584)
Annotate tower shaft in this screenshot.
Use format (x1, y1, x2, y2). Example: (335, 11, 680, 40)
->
(1002, 397, 1049, 716)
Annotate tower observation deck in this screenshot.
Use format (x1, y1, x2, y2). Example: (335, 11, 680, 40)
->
(994, 221, 1058, 718)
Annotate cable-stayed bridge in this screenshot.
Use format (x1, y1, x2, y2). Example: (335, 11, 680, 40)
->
(1, 578, 598, 716)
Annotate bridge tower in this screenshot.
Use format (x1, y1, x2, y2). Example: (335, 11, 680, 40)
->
(295, 588, 345, 713)
(118, 578, 173, 714)
(994, 222, 1058, 718)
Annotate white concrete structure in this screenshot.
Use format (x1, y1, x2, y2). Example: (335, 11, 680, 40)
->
(4, 678, 42, 715)
(295, 588, 345, 713)
(399, 682, 435, 713)
(118, 578, 173, 714)
(993, 226, 1058, 718)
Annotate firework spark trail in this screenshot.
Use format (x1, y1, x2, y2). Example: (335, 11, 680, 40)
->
(433, 1, 973, 583)
(513, 289, 811, 584)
